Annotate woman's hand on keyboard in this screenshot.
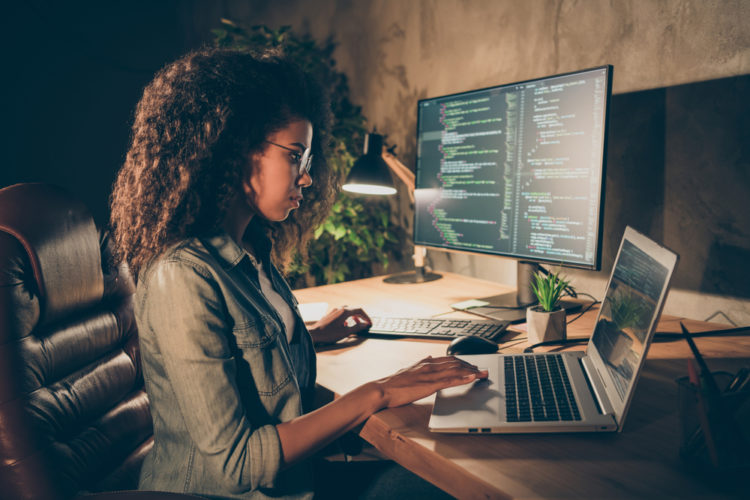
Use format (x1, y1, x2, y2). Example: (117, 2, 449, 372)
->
(309, 306, 372, 345)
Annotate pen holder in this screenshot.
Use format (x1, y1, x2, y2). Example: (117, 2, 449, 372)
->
(677, 373, 750, 471)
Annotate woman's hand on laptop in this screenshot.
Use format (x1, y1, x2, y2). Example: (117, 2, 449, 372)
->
(373, 356, 489, 409)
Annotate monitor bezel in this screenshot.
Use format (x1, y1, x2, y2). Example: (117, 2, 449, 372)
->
(413, 65, 613, 271)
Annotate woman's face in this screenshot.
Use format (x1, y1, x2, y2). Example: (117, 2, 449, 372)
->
(245, 118, 313, 221)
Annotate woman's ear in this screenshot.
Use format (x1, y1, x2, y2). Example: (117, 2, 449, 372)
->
(241, 154, 257, 202)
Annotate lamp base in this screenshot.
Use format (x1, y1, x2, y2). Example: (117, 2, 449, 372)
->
(383, 268, 442, 284)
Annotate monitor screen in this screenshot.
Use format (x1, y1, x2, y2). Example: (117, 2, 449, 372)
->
(414, 66, 612, 270)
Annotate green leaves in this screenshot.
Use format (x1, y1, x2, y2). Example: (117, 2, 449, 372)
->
(303, 192, 400, 285)
(531, 269, 569, 312)
(607, 290, 648, 331)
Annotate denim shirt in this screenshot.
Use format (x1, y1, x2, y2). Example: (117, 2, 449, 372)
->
(135, 224, 316, 499)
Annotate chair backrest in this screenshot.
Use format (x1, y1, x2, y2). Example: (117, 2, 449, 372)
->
(0, 183, 153, 500)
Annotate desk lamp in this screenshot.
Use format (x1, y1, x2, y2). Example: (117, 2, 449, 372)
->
(343, 133, 441, 284)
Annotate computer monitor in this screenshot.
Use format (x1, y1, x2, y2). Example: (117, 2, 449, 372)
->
(413, 66, 613, 322)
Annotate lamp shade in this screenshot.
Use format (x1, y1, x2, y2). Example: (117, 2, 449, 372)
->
(343, 133, 397, 195)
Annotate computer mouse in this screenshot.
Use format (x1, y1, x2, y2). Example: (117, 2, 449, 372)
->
(446, 335, 499, 355)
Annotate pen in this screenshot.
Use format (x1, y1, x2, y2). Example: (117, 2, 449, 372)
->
(687, 359, 699, 386)
(681, 323, 721, 397)
(681, 323, 727, 465)
(683, 361, 708, 456)
(730, 367, 750, 393)
(725, 368, 743, 392)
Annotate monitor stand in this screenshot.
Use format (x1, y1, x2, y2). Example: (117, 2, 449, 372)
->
(451, 262, 581, 323)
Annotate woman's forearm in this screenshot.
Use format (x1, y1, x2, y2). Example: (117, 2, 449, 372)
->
(275, 355, 486, 468)
(276, 381, 386, 466)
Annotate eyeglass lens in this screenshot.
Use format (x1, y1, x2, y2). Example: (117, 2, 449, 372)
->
(298, 148, 312, 176)
(265, 140, 312, 177)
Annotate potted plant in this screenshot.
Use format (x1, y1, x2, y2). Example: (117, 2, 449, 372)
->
(526, 269, 569, 344)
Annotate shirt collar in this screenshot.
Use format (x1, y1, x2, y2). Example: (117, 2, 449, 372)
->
(203, 219, 272, 270)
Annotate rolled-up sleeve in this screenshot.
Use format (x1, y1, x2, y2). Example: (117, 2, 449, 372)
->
(140, 258, 283, 491)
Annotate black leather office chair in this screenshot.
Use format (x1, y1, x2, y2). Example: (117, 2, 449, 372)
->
(0, 183, 199, 500)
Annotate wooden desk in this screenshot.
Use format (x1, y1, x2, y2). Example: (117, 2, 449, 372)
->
(294, 272, 750, 499)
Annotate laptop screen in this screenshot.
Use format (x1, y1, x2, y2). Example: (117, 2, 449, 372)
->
(590, 237, 671, 402)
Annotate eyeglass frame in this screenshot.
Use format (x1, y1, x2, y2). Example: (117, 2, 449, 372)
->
(264, 140, 313, 177)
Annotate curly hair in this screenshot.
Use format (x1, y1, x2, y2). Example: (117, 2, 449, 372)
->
(110, 47, 335, 278)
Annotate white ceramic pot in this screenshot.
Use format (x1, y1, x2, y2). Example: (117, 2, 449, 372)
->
(526, 306, 567, 345)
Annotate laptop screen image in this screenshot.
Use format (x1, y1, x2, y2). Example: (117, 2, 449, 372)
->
(583, 228, 679, 429)
(591, 238, 671, 402)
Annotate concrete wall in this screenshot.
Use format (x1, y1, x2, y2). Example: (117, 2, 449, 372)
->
(4, 1, 748, 324)
(232, 0, 750, 324)
(237, 0, 748, 144)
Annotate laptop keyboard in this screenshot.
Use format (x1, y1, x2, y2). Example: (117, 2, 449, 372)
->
(367, 316, 509, 341)
(505, 354, 582, 422)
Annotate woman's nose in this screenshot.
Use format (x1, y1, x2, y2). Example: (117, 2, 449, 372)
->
(297, 169, 312, 188)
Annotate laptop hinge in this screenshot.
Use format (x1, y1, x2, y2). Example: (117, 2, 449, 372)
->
(580, 356, 615, 417)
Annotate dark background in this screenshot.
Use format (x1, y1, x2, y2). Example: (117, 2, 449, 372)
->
(4, 2, 208, 228)
(3, 2, 748, 313)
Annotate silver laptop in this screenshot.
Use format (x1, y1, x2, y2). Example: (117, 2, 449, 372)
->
(429, 226, 679, 434)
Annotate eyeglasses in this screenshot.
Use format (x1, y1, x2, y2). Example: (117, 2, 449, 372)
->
(264, 140, 313, 177)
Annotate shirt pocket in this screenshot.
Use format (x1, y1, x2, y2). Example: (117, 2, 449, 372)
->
(232, 315, 295, 398)
(232, 313, 279, 348)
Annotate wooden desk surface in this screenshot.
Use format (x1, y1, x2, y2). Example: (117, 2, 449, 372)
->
(294, 272, 750, 500)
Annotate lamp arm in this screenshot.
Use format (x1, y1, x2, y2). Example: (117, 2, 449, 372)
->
(382, 151, 415, 203)
(374, 148, 440, 283)
(381, 150, 432, 273)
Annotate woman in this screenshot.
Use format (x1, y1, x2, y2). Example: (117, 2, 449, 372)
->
(110, 47, 486, 499)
